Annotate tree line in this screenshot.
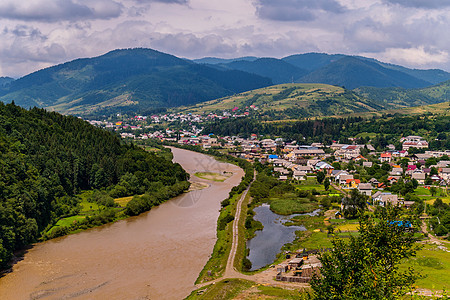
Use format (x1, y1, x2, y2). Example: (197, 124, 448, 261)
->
(202, 115, 450, 150)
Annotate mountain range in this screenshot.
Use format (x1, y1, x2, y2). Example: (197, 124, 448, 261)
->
(198, 53, 450, 88)
(0, 49, 271, 116)
(1, 48, 450, 116)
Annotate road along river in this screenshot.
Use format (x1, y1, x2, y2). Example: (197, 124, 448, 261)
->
(0, 147, 244, 300)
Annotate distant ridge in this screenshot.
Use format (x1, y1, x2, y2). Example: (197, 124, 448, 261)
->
(298, 56, 431, 89)
(199, 52, 450, 90)
(0, 48, 272, 116)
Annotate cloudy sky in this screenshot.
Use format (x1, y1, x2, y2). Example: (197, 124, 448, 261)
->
(1, 0, 450, 78)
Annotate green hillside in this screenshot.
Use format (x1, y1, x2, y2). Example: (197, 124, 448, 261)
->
(217, 58, 308, 84)
(0, 48, 271, 116)
(355, 79, 450, 109)
(177, 83, 385, 119)
(298, 56, 431, 89)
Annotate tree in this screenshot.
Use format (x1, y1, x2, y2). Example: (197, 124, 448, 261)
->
(317, 171, 325, 184)
(332, 162, 341, 170)
(324, 177, 330, 191)
(430, 186, 438, 197)
(311, 206, 420, 299)
(342, 189, 367, 219)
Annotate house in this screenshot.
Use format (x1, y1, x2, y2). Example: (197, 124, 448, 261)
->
(261, 139, 277, 151)
(368, 178, 380, 186)
(401, 135, 428, 151)
(372, 192, 400, 207)
(412, 173, 426, 185)
(346, 179, 361, 189)
(388, 176, 400, 185)
(377, 182, 387, 189)
(339, 174, 354, 185)
(279, 175, 288, 181)
(380, 153, 392, 163)
(307, 159, 321, 168)
(268, 154, 279, 161)
(358, 183, 373, 196)
(390, 167, 403, 176)
(274, 167, 289, 175)
(334, 145, 360, 160)
(293, 149, 325, 158)
(440, 168, 450, 182)
(430, 175, 441, 182)
(315, 161, 334, 175)
(437, 161, 450, 168)
(293, 170, 307, 181)
(331, 170, 348, 181)
(354, 155, 367, 161)
(295, 165, 312, 172)
(272, 159, 285, 167)
(399, 150, 408, 157)
(283, 145, 299, 152)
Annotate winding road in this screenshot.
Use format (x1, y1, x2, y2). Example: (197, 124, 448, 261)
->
(195, 170, 309, 290)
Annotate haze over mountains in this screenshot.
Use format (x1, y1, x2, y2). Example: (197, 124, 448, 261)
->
(1, 48, 450, 116)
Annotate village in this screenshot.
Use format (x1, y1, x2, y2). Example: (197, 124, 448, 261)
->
(155, 132, 450, 208)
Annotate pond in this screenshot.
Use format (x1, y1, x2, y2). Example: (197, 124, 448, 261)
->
(246, 204, 320, 271)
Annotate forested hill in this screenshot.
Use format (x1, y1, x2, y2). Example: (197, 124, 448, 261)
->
(0, 103, 188, 267)
(0, 48, 271, 116)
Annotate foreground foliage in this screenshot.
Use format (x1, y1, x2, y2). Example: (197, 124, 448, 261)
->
(311, 206, 420, 299)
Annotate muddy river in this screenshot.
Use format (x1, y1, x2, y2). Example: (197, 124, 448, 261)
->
(0, 147, 244, 300)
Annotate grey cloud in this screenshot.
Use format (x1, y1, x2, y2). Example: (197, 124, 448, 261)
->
(383, 0, 450, 9)
(0, 0, 123, 22)
(3, 25, 47, 40)
(135, 0, 188, 4)
(255, 0, 346, 21)
(150, 33, 236, 57)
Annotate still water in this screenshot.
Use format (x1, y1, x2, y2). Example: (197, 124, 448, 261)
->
(0, 147, 244, 300)
(246, 204, 320, 271)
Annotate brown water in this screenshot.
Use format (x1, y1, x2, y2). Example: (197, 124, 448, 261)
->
(0, 147, 243, 300)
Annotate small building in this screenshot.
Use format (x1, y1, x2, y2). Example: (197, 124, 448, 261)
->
(288, 258, 304, 269)
(293, 170, 307, 181)
(412, 172, 426, 185)
(373, 192, 399, 207)
(380, 153, 392, 163)
(401, 136, 428, 151)
(358, 183, 373, 196)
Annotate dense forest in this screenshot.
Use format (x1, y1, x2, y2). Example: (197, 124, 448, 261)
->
(203, 115, 450, 149)
(0, 103, 188, 268)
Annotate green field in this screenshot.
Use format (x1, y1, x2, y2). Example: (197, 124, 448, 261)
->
(54, 215, 86, 227)
(269, 197, 318, 215)
(401, 244, 450, 291)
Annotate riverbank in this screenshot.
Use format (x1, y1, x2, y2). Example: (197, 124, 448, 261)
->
(0, 148, 244, 300)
